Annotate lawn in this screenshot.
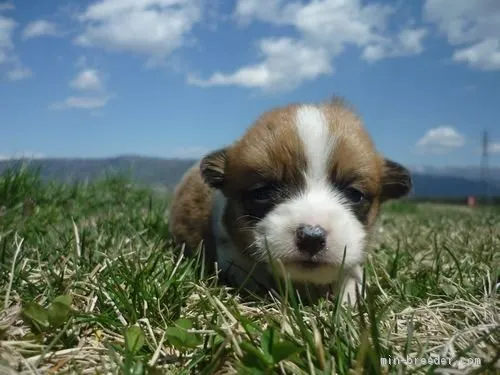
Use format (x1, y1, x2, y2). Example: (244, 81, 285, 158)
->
(0, 168, 499, 374)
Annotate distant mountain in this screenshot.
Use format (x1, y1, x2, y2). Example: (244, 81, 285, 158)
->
(409, 165, 500, 187)
(0, 155, 196, 189)
(1, 156, 499, 198)
(409, 172, 498, 198)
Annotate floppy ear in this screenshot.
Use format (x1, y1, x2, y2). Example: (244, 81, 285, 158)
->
(380, 159, 412, 202)
(200, 148, 227, 189)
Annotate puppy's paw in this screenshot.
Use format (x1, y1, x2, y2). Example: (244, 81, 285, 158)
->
(339, 266, 364, 306)
(340, 277, 361, 306)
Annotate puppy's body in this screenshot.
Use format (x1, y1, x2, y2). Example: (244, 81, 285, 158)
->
(168, 98, 411, 303)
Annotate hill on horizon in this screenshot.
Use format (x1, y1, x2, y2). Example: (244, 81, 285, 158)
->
(1, 155, 499, 199)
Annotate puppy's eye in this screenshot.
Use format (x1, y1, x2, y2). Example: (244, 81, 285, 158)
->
(344, 187, 365, 203)
(247, 183, 275, 203)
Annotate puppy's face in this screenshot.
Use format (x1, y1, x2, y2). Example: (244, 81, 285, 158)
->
(201, 99, 412, 285)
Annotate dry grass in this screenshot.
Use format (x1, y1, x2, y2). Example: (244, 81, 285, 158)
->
(0, 168, 499, 374)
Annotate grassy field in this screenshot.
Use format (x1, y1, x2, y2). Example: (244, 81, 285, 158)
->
(0, 168, 499, 375)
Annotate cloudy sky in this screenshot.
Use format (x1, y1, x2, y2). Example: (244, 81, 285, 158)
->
(1, 0, 499, 167)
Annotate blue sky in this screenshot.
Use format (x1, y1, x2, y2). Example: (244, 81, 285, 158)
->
(1, 0, 499, 168)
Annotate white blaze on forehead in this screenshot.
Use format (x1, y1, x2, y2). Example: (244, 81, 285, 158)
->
(295, 105, 335, 181)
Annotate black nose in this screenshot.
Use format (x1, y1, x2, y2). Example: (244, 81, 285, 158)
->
(295, 224, 327, 255)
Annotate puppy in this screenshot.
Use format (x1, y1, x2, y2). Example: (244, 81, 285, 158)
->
(168, 97, 412, 304)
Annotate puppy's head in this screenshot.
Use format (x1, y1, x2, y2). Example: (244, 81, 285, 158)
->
(200, 98, 412, 285)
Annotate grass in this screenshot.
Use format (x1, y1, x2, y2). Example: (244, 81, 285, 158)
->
(0, 167, 499, 374)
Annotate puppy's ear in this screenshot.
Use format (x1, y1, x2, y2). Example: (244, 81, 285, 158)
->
(380, 159, 412, 202)
(200, 148, 227, 189)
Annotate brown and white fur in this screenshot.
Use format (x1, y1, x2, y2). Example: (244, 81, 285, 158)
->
(168, 97, 412, 305)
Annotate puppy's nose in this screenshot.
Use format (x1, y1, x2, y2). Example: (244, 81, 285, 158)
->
(295, 224, 326, 255)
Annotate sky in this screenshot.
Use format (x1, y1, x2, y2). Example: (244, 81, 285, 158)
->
(0, 0, 499, 168)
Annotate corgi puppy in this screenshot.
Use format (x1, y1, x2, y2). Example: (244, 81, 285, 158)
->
(168, 97, 412, 304)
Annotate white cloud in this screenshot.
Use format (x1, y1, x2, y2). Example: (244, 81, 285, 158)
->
(188, 37, 332, 91)
(51, 64, 111, 110)
(0, 14, 15, 57)
(0, 2, 14, 12)
(415, 126, 466, 154)
(0, 12, 33, 81)
(6, 66, 32, 81)
(424, 0, 500, 71)
(49, 95, 114, 110)
(74, 0, 205, 66)
(363, 28, 428, 61)
(22, 20, 59, 39)
(411, 165, 427, 173)
(488, 142, 500, 154)
(70, 69, 103, 91)
(191, 0, 427, 91)
(452, 39, 500, 71)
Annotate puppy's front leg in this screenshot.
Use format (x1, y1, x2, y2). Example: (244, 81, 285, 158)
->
(339, 265, 364, 306)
